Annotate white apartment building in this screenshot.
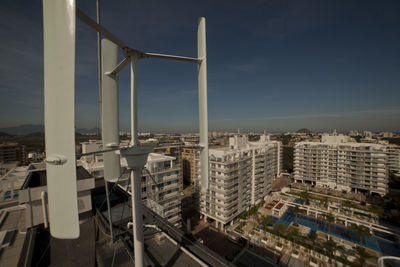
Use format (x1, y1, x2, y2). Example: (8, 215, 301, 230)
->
(294, 134, 389, 196)
(80, 141, 182, 227)
(199, 134, 282, 231)
(388, 144, 400, 176)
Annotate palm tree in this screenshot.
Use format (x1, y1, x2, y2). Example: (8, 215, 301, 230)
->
(335, 244, 348, 265)
(308, 232, 317, 242)
(292, 205, 300, 225)
(367, 204, 384, 218)
(262, 216, 273, 232)
(274, 223, 286, 242)
(351, 224, 371, 246)
(323, 239, 337, 263)
(325, 213, 334, 240)
(288, 229, 300, 243)
(299, 190, 311, 204)
(353, 246, 372, 267)
(254, 211, 262, 224)
(321, 196, 329, 209)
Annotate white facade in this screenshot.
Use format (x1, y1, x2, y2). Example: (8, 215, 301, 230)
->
(80, 141, 182, 227)
(141, 153, 182, 227)
(199, 134, 282, 230)
(294, 134, 389, 196)
(387, 144, 400, 176)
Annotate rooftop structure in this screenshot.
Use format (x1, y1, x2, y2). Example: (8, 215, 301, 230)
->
(0, 166, 29, 203)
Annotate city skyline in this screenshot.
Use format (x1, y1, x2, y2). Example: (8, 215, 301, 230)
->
(1, 0, 400, 132)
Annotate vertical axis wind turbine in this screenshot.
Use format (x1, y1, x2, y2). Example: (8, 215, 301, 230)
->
(43, 0, 209, 266)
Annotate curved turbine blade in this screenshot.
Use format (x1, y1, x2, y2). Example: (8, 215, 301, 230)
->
(43, 0, 79, 238)
(101, 39, 121, 182)
(198, 17, 209, 193)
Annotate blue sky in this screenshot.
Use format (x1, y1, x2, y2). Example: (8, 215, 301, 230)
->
(1, 0, 400, 133)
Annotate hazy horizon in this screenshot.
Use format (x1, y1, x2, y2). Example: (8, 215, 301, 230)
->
(0, 123, 399, 135)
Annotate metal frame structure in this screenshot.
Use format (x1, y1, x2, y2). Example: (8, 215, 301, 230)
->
(43, 0, 209, 266)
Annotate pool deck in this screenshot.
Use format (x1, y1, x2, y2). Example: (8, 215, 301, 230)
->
(274, 208, 400, 257)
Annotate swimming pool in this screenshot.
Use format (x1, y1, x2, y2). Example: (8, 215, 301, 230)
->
(272, 208, 400, 256)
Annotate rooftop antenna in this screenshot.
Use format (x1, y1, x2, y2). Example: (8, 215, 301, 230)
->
(43, 1, 209, 265)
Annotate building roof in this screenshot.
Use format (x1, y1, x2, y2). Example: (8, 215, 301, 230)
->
(147, 153, 175, 163)
(296, 141, 386, 148)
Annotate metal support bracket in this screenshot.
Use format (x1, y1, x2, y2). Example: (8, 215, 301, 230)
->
(45, 155, 68, 165)
(105, 56, 132, 77)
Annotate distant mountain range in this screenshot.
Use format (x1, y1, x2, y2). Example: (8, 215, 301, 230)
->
(0, 124, 101, 135)
(0, 124, 44, 135)
(76, 127, 101, 134)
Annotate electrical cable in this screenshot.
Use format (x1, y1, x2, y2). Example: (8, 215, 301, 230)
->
(98, 168, 128, 211)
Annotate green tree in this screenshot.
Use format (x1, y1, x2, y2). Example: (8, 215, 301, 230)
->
(292, 205, 301, 225)
(283, 146, 294, 173)
(353, 246, 372, 267)
(288, 229, 300, 243)
(351, 224, 371, 245)
(308, 232, 317, 242)
(262, 216, 273, 232)
(274, 223, 286, 242)
(299, 190, 311, 200)
(321, 197, 329, 209)
(323, 239, 337, 262)
(367, 204, 384, 218)
(325, 213, 334, 240)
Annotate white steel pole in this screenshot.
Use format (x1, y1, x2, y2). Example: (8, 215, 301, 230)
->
(130, 53, 144, 267)
(131, 168, 144, 267)
(198, 17, 209, 193)
(130, 54, 139, 147)
(96, 0, 102, 115)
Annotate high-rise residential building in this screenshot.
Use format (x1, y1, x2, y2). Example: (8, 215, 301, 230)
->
(387, 144, 400, 176)
(153, 144, 184, 194)
(80, 141, 183, 227)
(199, 134, 282, 231)
(0, 143, 26, 165)
(140, 153, 182, 227)
(182, 146, 199, 185)
(294, 133, 388, 196)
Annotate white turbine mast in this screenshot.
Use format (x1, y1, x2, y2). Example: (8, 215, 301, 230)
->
(42, 0, 209, 266)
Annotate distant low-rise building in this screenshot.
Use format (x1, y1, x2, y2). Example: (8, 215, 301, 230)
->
(363, 131, 373, 138)
(381, 132, 394, 138)
(0, 143, 25, 165)
(349, 130, 360, 137)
